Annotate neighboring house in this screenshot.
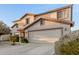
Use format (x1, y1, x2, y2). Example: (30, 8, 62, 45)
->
(11, 5, 74, 43)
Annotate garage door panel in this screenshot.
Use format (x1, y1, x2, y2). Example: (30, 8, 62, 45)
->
(28, 29, 62, 43)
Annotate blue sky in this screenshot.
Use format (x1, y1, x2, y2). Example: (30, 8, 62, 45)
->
(0, 4, 78, 31)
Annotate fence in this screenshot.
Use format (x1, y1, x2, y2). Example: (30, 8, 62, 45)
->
(0, 34, 10, 42)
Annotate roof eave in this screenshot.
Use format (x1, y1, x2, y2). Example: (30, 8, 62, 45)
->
(35, 5, 73, 16)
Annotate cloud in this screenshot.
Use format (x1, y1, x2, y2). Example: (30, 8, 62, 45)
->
(71, 26, 79, 31)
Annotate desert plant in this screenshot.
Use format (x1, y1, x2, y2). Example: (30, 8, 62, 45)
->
(9, 35, 17, 45)
(59, 38, 79, 55)
(55, 30, 79, 55)
(14, 35, 19, 42)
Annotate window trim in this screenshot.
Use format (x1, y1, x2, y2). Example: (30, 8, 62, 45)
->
(16, 24, 18, 28)
(57, 10, 64, 19)
(40, 20, 44, 25)
(26, 18, 29, 24)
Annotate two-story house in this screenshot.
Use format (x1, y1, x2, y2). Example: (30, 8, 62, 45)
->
(11, 5, 74, 43)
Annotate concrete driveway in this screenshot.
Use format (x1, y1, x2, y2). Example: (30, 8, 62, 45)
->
(0, 42, 55, 55)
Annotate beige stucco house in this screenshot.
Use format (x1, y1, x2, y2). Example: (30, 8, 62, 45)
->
(11, 5, 74, 43)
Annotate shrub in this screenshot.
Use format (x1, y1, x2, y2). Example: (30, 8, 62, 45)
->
(59, 38, 79, 55)
(9, 35, 17, 45)
(14, 35, 19, 42)
(9, 35, 19, 42)
(55, 30, 79, 55)
(9, 35, 28, 44)
(20, 37, 28, 43)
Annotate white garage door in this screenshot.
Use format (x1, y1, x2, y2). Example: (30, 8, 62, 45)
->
(28, 29, 62, 43)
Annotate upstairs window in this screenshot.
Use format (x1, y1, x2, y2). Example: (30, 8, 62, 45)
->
(57, 11, 64, 19)
(26, 18, 29, 24)
(40, 20, 45, 25)
(16, 24, 18, 28)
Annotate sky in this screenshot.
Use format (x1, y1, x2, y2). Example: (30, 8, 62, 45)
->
(0, 4, 78, 31)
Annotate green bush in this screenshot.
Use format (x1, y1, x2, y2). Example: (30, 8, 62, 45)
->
(59, 38, 79, 55)
(20, 37, 28, 43)
(9, 35, 17, 45)
(9, 35, 28, 44)
(9, 35, 19, 42)
(15, 35, 19, 42)
(10, 36, 16, 42)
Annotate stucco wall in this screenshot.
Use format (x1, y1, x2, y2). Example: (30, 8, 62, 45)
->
(15, 15, 35, 28)
(12, 15, 35, 36)
(25, 20, 71, 37)
(35, 7, 71, 21)
(35, 12, 57, 20)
